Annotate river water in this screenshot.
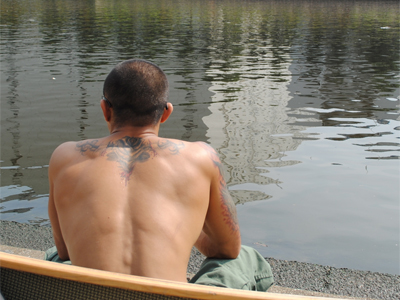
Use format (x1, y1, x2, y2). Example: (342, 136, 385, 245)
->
(1, 0, 399, 275)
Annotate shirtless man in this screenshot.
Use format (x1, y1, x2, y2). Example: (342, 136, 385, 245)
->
(48, 59, 273, 290)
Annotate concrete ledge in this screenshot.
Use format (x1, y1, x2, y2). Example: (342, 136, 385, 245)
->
(0, 244, 44, 260)
(1, 220, 398, 299)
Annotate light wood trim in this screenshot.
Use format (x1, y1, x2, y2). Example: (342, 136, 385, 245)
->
(0, 252, 345, 300)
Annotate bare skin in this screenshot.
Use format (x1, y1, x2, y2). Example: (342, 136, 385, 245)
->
(48, 100, 241, 282)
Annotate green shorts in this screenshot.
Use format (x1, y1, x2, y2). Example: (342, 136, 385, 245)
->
(44, 246, 71, 265)
(45, 245, 273, 291)
(189, 245, 274, 291)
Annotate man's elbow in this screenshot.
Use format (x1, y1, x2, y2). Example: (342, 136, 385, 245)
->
(227, 243, 241, 259)
(216, 247, 240, 259)
(216, 239, 241, 259)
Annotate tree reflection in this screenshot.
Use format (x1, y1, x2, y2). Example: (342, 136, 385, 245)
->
(1, 0, 399, 201)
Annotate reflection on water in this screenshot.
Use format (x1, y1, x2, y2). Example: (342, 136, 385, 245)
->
(1, 0, 399, 274)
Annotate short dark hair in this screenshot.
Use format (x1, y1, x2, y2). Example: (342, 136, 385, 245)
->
(103, 59, 169, 127)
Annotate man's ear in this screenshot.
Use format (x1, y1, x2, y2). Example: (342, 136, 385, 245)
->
(160, 103, 173, 123)
(100, 99, 112, 122)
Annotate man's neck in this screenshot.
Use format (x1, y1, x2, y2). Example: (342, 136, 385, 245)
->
(109, 124, 160, 139)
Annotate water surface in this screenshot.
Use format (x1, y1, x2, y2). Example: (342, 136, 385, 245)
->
(1, 0, 399, 274)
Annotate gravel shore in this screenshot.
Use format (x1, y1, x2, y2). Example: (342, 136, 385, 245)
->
(1, 220, 398, 299)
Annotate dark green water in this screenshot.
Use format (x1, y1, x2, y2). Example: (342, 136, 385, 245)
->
(1, 0, 399, 274)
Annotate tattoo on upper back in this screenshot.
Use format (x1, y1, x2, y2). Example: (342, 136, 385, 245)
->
(75, 136, 185, 185)
(106, 137, 157, 183)
(199, 142, 239, 234)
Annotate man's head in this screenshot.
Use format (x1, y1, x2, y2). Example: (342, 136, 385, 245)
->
(103, 59, 169, 127)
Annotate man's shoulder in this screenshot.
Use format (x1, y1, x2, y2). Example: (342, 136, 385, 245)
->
(50, 138, 104, 167)
(166, 140, 220, 171)
(53, 138, 106, 154)
(51, 141, 78, 159)
(189, 141, 220, 160)
(159, 139, 215, 154)
(193, 141, 217, 153)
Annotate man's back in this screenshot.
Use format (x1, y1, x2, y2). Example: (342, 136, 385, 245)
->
(48, 59, 241, 283)
(49, 134, 217, 282)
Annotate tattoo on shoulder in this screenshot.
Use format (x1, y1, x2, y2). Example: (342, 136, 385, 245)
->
(198, 142, 225, 176)
(157, 139, 185, 155)
(75, 136, 186, 185)
(76, 140, 100, 154)
(199, 142, 239, 233)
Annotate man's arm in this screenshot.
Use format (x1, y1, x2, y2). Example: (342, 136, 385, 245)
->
(48, 144, 71, 261)
(194, 143, 241, 259)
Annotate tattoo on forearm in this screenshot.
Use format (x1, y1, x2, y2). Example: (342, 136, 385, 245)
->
(199, 142, 239, 233)
(219, 179, 239, 233)
(75, 137, 185, 184)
